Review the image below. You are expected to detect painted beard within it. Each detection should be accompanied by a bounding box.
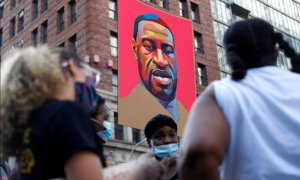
[145,68,177,101]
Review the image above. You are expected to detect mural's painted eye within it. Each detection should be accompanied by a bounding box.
[142,40,154,52]
[162,44,174,57]
[143,45,153,51]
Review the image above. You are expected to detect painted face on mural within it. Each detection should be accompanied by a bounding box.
[133,20,178,101]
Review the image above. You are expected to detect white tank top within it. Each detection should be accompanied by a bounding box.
[213,66,300,180]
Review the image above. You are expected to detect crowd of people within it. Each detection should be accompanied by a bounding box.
[1,18,300,180]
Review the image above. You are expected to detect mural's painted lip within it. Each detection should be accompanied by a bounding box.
[152,69,172,78]
[152,75,171,85]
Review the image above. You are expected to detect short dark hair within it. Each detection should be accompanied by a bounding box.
[133,13,172,40]
[144,114,177,144]
[89,95,105,119]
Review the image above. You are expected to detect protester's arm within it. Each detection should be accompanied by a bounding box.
[65,151,103,180]
[178,85,229,180]
[103,152,169,180]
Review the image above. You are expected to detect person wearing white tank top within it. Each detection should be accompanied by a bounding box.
[178,18,300,180]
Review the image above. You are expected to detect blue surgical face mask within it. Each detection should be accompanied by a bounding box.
[75,77,98,113]
[97,121,112,142]
[152,143,179,159]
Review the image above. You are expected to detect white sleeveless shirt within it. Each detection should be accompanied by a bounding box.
[213,66,300,180]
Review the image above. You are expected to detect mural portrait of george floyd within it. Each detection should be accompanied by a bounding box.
[118,0,196,136]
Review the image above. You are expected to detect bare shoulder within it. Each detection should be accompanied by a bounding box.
[178,83,229,179]
[181,83,229,160]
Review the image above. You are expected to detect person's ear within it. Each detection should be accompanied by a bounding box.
[68,59,85,82]
[132,38,138,60]
[64,59,76,78]
[147,139,152,148]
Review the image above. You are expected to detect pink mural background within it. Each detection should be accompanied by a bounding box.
[119,0,196,112]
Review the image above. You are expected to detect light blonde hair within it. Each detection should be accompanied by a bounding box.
[0,46,68,158]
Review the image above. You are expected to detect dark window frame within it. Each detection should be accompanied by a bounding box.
[42,21,48,43]
[159,0,169,9]
[58,8,65,32]
[0,28,3,47]
[32,28,38,47]
[132,128,141,143]
[194,31,204,54]
[69,0,76,24]
[10,17,16,39]
[69,34,77,52]
[32,0,39,20]
[108,0,118,20]
[148,0,156,4]
[58,42,65,47]
[191,2,200,23]
[18,10,24,32]
[42,0,48,12]
[110,31,118,57]
[197,63,208,86]
[179,0,188,18]
[0,0,4,19]
[112,70,118,95]
[114,112,124,141]
[10,0,16,9]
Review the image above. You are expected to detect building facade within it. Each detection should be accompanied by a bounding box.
[210,0,300,78]
[0,0,219,165]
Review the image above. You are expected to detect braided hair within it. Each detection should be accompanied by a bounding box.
[223,18,300,80]
[274,33,300,73]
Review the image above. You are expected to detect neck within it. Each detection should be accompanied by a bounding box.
[53,80,75,101]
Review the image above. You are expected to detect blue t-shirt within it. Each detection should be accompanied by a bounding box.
[18,100,101,180]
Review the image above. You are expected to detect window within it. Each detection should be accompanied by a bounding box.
[179,0,188,18]
[11,0,16,9]
[69,0,76,24]
[58,8,65,32]
[197,63,208,86]
[194,31,204,53]
[32,28,38,47]
[230,2,250,19]
[69,34,77,51]
[114,112,124,140]
[58,42,65,47]
[109,0,117,20]
[191,2,200,23]
[112,70,118,95]
[147,0,156,4]
[132,128,141,143]
[32,0,38,20]
[42,0,48,12]
[18,10,24,32]
[10,17,16,39]
[159,0,168,9]
[0,0,4,19]
[110,31,118,57]
[42,21,48,43]
[0,28,2,47]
